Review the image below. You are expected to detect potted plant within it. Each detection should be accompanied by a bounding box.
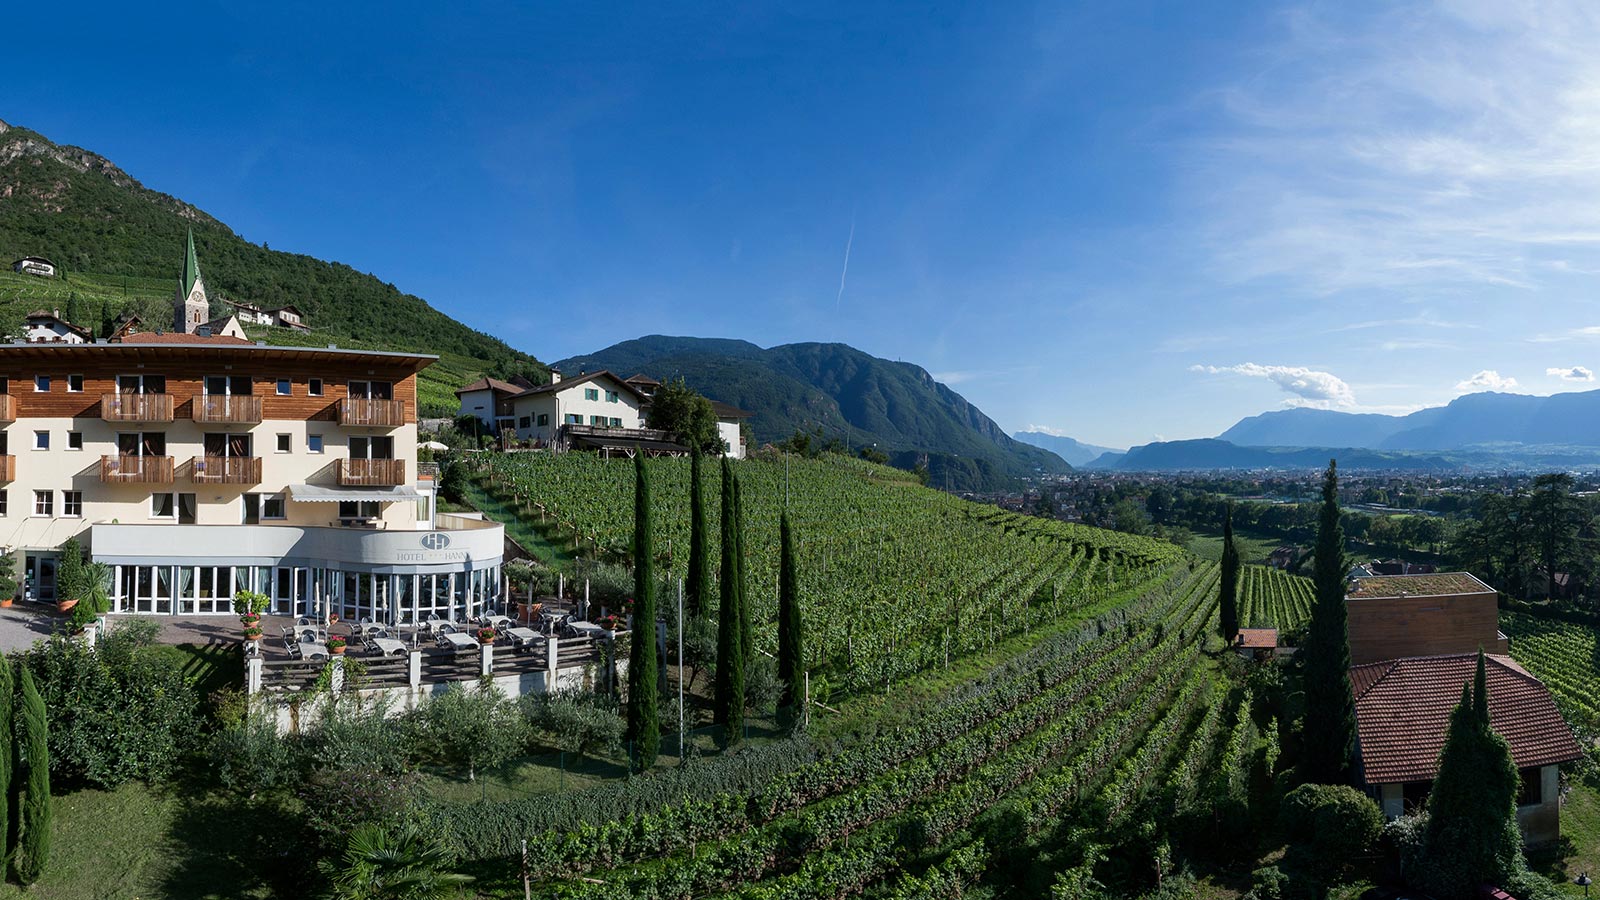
[0,551,16,609]
[54,537,87,613]
[243,624,264,643]
[477,626,497,645]
[597,613,622,631]
[233,589,269,629]
[327,634,348,655]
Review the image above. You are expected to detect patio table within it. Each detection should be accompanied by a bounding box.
[504,627,540,648]
[436,632,477,653]
[369,637,408,657]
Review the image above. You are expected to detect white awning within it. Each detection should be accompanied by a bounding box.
[289,484,425,502]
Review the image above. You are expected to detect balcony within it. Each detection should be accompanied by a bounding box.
[190,456,262,484]
[101,454,175,484]
[338,458,407,486]
[0,394,14,423]
[0,455,13,482]
[101,393,174,423]
[339,398,407,428]
[191,395,263,425]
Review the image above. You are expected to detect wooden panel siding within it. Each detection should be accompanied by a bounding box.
[191,395,263,424]
[337,458,407,486]
[0,455,14,482]
[0,351,420,423]
[190,456,262,484]
[0,394,13,423]
[101,392,175,423]
[100,454,175,484]
[1347,593,1508,665]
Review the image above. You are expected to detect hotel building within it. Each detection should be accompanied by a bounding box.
[0,337,504,624]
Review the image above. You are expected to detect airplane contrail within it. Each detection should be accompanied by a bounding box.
[835,214,855,317]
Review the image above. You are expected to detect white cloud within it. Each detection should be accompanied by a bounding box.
[1023,424,1070,437]
[1198,3,1600,296]
[1546,365,1595,382]
[1191,362,1356,408]
[1530,326,1600,343]
[1455,369,1519,392]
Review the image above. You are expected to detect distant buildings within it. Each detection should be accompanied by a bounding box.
[11,256,55,278]
[23,309,92,344]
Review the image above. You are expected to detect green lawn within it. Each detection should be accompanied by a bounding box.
[1530,781,1600,895]
[1187,527,1282,566]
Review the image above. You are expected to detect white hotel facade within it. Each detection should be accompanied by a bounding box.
[0,337,504,623]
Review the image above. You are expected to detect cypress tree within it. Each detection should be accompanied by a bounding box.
[734,473,752,669]
[713,458,745,743]
[625,453,660,771]
[1417,650,1527,899]
[13,665,50,885]
[1219,504,1241,643]
[686,448,711,617]
[777,512,805,730]
[0,654,12,860]
[1301,459,1357,784]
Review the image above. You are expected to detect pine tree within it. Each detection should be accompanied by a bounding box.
[713,458,746,743]
[777,512,805,730]
[686,448,711,617]
[1417,650,1528,899]
[13,665,50,885]
[1219,504,1241,643]
[625,454,660,771]
[0,654,13,861]
[1301,459,1356,784]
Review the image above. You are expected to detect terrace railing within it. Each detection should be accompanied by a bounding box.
[101,392,174,423]
[337,458,407,486]
[338,397,407,428]
[191,395,263,425]
[100,454,175,484]
[190,455,263,484]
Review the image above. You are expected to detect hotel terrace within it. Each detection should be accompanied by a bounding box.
[0,338,505,624]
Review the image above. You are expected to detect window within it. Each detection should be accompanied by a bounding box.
[307,434,324,454]
[116,432,166,457]
[276,434,291,453]
[338,500,381,520]
[1519,767,1544,806]
[537,414,549,427]
[589,415,605,426]
[610,417,623,428]
[605,390,619,403]
[276,378,292,396]
[263,495,286,519]
[518,416,531,429]
[348,380,393,399]
[151,493,176,519]
[0,490,7,517]
[67,374,84,393]
[308,378,323,396]
[62,491,82,517]
[564,414,581,425]
[33,376,48,392]
[32,431,48,451]
[203,375,252,397]
[349,436,393,459]
[584,388,600,401]
[33,490,52,517]
[116,374,166,394]
[67,431,82,451]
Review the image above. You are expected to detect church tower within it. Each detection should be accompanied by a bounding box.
[173,228,209,333]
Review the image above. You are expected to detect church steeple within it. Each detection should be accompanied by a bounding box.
[174,227,209,332]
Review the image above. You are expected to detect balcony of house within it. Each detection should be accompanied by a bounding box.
[101,393,174,423]
[191,395,263,425]
[337,458,407,486]
[0,455,14,482]
[0,394,14,423]
[190,455,263,485]
[338,397,407,428]
[101,454,175,484]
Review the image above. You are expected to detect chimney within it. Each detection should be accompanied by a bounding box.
[53,308,60,319]
[198,325,212,338]
[550,370,562,384]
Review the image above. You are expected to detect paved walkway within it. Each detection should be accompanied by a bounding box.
[0,604,67,653]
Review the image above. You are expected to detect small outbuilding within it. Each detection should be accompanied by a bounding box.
[1233,628,1279,661]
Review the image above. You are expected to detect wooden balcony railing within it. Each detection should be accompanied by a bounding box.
[0,395,14,423]
[338,458,407,486]
[100,454,175,484]
[338,398,407,428]
[101,393,174,423]
[0,455,14,482]
[190,456,262,484]
[191,395,263,425]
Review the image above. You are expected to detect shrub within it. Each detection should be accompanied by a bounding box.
[520,690,624,760]
[213,707,303,796]
[1281,783,1383,877]
[297,767,419,845]
[416,682,527,781]
[1248,865,1289,900]
[302,696,416,778]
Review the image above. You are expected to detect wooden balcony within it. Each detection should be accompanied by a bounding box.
[191,395,263,425]
[100,455,175,484]
[101,393,174,423]
[0,455,13,482]
[339,398,407,428]
[0,394,14,423]
[190,456,262,484]
[337,458,407,486]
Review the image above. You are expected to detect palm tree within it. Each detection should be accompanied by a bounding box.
[321,823,474,900]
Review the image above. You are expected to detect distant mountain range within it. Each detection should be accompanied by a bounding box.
[556,336,1070,490]
[1101,390,1600,471]
[1011,431,1122,467]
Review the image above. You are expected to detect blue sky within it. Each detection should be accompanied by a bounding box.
[6,1,1600,449]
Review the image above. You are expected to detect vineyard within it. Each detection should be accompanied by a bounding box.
[1502,613,1600,735]
[1238,564,1315,631]
[469,452,1184,692]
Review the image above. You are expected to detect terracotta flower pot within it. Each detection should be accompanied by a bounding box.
[57,598,79,613]
[331,645,347,655]
[0,598,13,609]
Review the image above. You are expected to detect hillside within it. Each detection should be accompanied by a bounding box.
[1012,430,1122,466]
[0,117,546,413]
[1099,438,1459,471]
[555,335,1070,490]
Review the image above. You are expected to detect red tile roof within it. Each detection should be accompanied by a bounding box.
[127,332,252,345]
[455,377,524,397]
[1350,653,1582,785]
[1237,628,1278,649]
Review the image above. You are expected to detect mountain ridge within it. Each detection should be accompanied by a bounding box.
[1011,430,1122,466]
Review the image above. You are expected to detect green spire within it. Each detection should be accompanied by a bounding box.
[182,228,201,297]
